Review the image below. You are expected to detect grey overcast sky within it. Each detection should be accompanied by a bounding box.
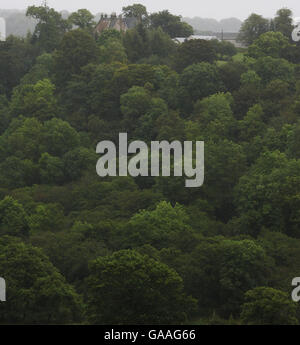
[1,0,300,20]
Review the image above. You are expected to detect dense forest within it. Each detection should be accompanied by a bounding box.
[1,3,300,325]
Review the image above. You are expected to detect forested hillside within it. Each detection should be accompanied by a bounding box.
[1,3,300,325]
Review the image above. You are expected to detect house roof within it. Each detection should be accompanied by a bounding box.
[95,15,138,34]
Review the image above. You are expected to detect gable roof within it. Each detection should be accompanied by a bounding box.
[95,15,138,34]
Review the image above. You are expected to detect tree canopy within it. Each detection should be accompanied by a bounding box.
[0,3,300,326]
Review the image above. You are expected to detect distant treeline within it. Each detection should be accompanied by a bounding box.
[0,9,100,37]
[0,10,36,37]
[183,17,242,33]
[0,9,242,37]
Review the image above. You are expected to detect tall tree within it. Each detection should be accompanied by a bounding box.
[0,196,28,237]
[122,3,148,24]
[241,287,298,325]
[274,8,294,39]
[123,24,151,62]
[0,236,82,324]
[149,10,193,38]
[26,4,70,52]
[53,28,99,87]
[68,9,95,32]
[174,39,217,72]
[0,36,36,96]
[10,78,58,121]
[86,249,196,324]
[248,31,290,59]
[178,62,224,114]
[237,13,269,45]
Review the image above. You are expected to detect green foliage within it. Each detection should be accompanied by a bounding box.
[42,118,80,157]
[241,287,298,325]
[1,4,300,326]
[30,224,109,290]
[254,56,295,84]
[123,24,152,62]
[86,249,197,324]
[149,10,193,38]
[234,151,300,237]
[218,61,247,92]
[0,237,83,324]
[99,39,128,64]
[163,237,271,317]
[96,29,122,46]
[274,8,294,39]
[193,92,236,140]
[237,13,269,45]
[211,40,237,58]
[248,31,290,59]
[0,196,28,237]
[20,53,54,86]
[0,156,38,188]
[26,4,70,53]
[53,29,99,87]
[286,121,300,159]
[114,201,192,249]
[148,27,177,59]
[203,139,247,221]
[120,86,153,120]
[0,36,37,95]
[174,39,217,72]
[240,70,262,87]
[10,79,58,120]
[27,203,65,233]
[38,153,64,184]
[122,4,148,23]
[178,63,224,114]
[0,116,84,188]
[238,104,266,141]
[217,240,271,316]
[62,147,96,181]
[68,9,95,31]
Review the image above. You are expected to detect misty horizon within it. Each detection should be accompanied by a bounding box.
[0,8,244,21]
[0,0,300,21]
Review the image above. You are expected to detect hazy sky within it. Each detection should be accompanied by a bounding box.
[1,0,300,20]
